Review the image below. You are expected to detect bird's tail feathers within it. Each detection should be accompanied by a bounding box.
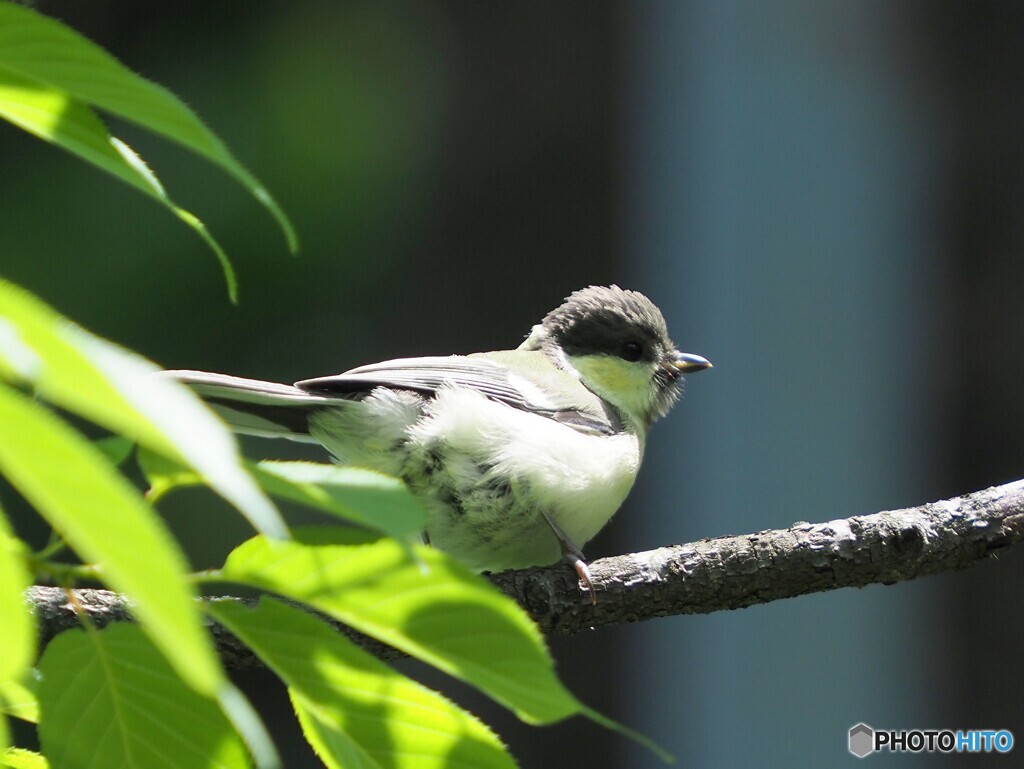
[165,370,330,442]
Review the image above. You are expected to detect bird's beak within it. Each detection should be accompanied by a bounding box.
[672,351,713,373]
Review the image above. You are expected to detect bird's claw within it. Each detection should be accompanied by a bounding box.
[567,555,596,605]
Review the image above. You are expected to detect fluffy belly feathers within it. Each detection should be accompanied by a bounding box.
[406,387,642,571]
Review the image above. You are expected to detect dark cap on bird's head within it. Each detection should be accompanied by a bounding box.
[538,286,711,370]
[541,285,673,361]
[521,285,711,428]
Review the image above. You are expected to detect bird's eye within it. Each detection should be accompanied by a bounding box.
[621,341,644,362]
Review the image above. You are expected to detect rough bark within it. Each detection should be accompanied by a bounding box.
[28,479,1024,666]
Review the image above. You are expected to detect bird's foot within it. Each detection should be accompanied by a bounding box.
[541,512,596,605]
[566,553,596,606]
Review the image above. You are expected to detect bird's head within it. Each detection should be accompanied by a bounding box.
[520,285,711,432]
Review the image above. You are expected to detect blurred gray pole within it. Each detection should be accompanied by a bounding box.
[623,2,939,765]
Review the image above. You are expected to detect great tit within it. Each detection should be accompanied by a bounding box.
[169,285,711,599]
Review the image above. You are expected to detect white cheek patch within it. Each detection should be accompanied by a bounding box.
[550,345,580,379]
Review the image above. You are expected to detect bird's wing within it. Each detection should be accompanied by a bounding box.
[297,356,522,402]
[295,353,618,436]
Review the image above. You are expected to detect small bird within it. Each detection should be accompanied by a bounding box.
[169,285,710,600]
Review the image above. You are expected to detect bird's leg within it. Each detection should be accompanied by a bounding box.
[540,512,596,605]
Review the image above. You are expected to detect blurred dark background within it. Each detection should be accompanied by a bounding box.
[4,1,1023,766]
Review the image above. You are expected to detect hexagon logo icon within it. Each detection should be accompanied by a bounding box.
[849,723,875,758]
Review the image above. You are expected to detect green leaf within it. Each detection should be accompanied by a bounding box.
[0,675,39,724]
[0,748,48,769]
[0,67,238,300]
[214,685,280,769]
[253,462,426,542]
[0,278,287,540]
[137,446,202,502]
[210,597,517,769]
[0,2,298,254]
[93,435,134,467]
[0,508,33,684]
[37,625,252,769]
[141,455,425,543]
[0,385,222,696]
[219,528,580,725]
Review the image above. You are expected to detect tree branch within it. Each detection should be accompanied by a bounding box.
[495,478,1024,633]
[28,479,1024,665]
